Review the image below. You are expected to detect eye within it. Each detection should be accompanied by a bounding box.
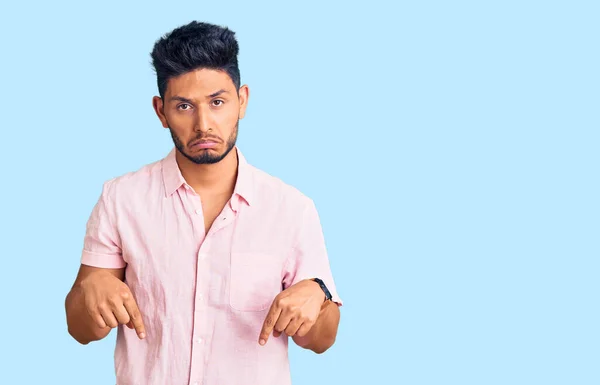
[178,103,192,110]
[212,100,224,107]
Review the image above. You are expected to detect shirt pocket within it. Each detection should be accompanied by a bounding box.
[229,252,283,312]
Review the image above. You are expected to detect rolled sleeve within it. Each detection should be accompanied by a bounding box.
[283,198,343,306]
[80,181,126,269]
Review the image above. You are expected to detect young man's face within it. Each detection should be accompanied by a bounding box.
[153,68,249,164]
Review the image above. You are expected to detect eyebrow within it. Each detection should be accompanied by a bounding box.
[168,89,229,104]
[208,89,228,98]
[169,96,194,104]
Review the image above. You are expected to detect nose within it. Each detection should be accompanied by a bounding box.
[194,107,213,133]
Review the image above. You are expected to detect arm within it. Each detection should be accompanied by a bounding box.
[66,181,145,344]
[261,198,343,354]
[289,199,343,353]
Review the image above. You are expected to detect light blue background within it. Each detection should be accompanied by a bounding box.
[0,1,598,384]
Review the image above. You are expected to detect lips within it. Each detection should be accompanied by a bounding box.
[190,139,219,149]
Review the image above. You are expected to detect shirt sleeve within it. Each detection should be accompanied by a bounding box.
[282,198,343,306]
[80,181,126,269]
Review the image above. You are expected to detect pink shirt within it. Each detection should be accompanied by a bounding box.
[80,147,342,385]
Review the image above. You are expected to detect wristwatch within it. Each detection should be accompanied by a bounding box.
[312,278,332,302]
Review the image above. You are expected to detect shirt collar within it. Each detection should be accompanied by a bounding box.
[161,147,254,208]
[232,148,254,208]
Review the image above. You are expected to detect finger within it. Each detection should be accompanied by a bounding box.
[126,320,134,329]
[259,303,282,346]
[85,298,107,329]
[89,309,107,329]
[274,311,294,335]
[284,317,303,337]
[296,322,314,337]
[99,306,119,328]
[112,303,131,325]
[273,330,282,338]
[122,292,146,339]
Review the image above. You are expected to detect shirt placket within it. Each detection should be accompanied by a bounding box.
[188,197,237,385]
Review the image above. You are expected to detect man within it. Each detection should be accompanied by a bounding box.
[64,21,342,385]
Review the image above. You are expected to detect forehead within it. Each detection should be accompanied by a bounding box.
[165,68,234,97]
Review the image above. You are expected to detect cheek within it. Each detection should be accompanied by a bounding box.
[167,113,194,132]
[215,106,239,129]
[167,111,192,125]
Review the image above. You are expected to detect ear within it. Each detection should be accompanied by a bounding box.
[152,96,169,128]
[238,85,250,119]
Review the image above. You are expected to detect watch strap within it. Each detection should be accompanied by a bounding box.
[312,278,332,301]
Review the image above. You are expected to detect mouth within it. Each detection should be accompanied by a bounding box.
[190,139,220,150]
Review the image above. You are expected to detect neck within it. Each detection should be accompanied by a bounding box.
[175,147,238,196]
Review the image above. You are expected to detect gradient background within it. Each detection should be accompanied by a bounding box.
[0,1,598,384]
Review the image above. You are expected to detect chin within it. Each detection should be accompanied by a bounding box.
[184,150,225,165]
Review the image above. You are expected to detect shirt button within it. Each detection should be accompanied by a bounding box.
[197,338,203,344]
[195,209,202,214]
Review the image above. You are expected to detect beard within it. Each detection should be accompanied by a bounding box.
[168,120,238,165]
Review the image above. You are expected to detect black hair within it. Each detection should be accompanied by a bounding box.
[150,21,240,98]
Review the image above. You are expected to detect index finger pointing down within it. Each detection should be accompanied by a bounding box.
[123,295,146,339]
[259,303,282,346]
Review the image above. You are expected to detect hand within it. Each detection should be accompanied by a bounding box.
[259,279,325,345]
[80,270,146,339]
